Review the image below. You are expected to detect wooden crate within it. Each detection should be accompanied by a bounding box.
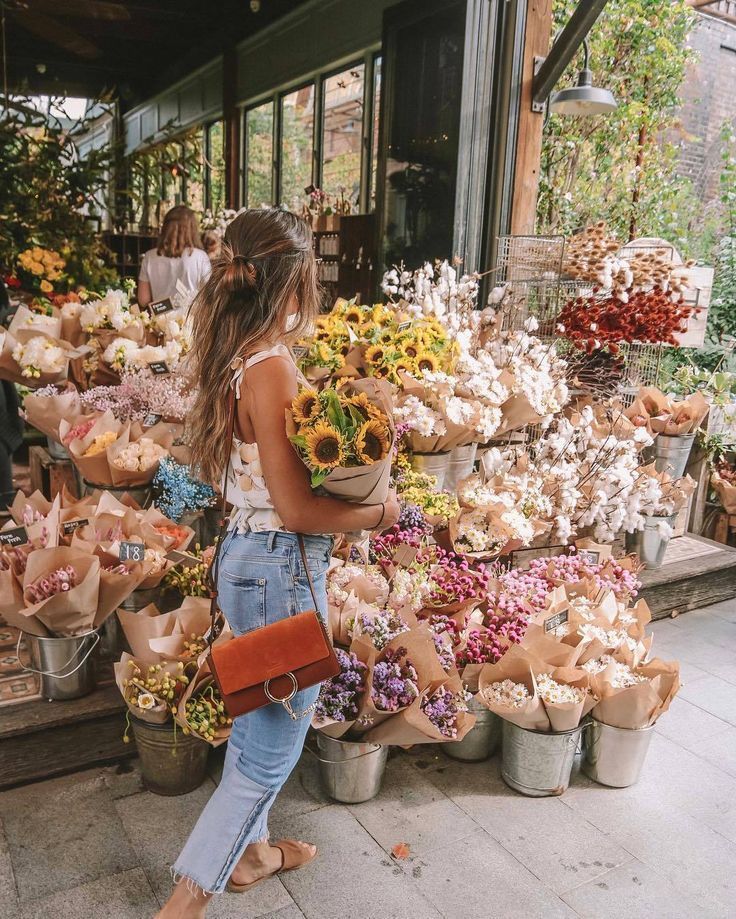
[29,446,78,500]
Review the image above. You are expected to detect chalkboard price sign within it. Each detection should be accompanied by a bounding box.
[149,298,175,315]
[119,541,146,563]
[0,526,29,547]
[148,361,170,376]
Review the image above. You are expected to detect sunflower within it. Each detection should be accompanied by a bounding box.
[364,344,387,366]
[400,342,419,359]
[304,421,345,469]
[344,306,364,325]
[292,389,321,424]
[393,360,415,377]
[354,420,391,464]
[346,391,384,421]
[416,351,439,373]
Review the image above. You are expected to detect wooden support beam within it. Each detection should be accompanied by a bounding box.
[223,46,241,210]
[510,0,553,235]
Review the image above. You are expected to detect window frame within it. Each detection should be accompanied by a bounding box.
[238,47,381,213]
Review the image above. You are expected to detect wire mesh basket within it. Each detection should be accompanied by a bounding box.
[499,279,582,336]
[496,235,566,283]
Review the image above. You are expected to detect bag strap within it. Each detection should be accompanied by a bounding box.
[206,384,322,647]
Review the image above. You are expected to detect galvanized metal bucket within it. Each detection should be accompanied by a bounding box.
[444,443,478,494]
[627,515,675,569]
[501,720,584,797]
[46,437,69,460]
[80,479,151,508]
[649,433,695,479]
[21,629,100,701]
[444,698,501,762]
[410,451,451,490]
[315,733,388,803]
[130,715,210,796]
[582,718,654,787]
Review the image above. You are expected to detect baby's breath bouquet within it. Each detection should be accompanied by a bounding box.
[287,379,395,503]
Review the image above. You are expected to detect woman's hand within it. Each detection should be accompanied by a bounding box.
[374,489,400,531]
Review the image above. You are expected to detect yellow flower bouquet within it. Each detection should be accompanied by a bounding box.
[287,379,395,503]
[16,246,66,293]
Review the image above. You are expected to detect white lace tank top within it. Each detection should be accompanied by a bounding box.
[225,344,308,533]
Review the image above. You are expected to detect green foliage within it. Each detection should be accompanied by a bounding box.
[0,99,118,290]
[707,125,736,343]
[537,0,697,248]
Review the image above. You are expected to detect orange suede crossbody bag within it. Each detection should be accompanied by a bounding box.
[205,390,339,720]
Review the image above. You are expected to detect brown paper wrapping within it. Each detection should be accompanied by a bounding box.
[23,384,83,441]
[713,474,736,514]
[175,658,231,747]
[591,654,680,729]
[114,652,175,725]
[364,673,476,745]
[477,648,549,730]
[8,304,63,342]
[16,546,101,636]
[117,603,176,663]
[637,387,709,435]
[68,410,123,486]
[0,329,69,388]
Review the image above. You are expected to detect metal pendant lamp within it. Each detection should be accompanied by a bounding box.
[549,38,617,116]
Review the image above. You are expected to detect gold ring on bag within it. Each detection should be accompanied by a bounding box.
[264,673,298,704]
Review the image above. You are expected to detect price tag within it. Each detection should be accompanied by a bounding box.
[61,518,89,536]
[397,320,412,332]
[392,544,418,568]
[149,298,175,315]
[165,549,201,569]
[577,549,601,565]
[142,412,162,428]
[0,525,28,547]
[148,361,170,376]
[119,541,146,563]
[292,346,308,360]
[543,610,569,634]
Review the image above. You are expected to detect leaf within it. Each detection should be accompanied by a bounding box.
[391,842,411,860]
[324,388,348,432]
[311,469,330,488]
[289,434,308,449]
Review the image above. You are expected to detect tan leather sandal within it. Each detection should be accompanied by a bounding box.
[226,839,318,893]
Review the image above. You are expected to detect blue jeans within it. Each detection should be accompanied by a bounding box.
[172,530,332,895]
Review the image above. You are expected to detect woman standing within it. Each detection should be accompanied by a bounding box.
[156,208,398,918]
[137,205,211,306]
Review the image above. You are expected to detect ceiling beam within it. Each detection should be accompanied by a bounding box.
[11,9,104,59]
[30,0,132,21]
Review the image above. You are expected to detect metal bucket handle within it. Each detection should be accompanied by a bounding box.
[304,736,383,765]
[18,631,100,679]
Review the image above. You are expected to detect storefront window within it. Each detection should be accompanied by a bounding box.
[371,56,382,211]
[322,64,364,210]
[245,102,274,207]
[184,132,205,214]
[206,121,226,212]
[280,84,314,209]
[379,2,465,268]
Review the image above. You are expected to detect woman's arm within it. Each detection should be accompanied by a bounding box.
[137,279,152,308]
[244,356,399,534]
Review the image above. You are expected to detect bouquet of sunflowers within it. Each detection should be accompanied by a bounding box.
[287,378,395,503]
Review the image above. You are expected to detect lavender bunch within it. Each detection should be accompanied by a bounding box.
[356,610,409,650]
[152,458,216,522]
[315,649,368,723]
[371,647,419,712]
[421,686,470,739]
[432,634,456,673]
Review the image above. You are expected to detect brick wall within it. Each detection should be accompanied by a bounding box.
[676,13,736,203]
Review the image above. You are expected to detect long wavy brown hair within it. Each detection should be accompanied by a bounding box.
[187,208,321,485]
[156,205,201,258]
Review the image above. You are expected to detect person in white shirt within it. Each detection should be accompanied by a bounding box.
[137,204,211,305]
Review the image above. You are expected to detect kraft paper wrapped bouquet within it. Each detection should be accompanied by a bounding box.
[287,378,394,504]
[1,543,149,637]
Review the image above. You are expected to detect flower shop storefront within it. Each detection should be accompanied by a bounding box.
[2,0,736,812]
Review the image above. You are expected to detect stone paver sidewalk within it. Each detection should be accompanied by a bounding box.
[2,599,736,919]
